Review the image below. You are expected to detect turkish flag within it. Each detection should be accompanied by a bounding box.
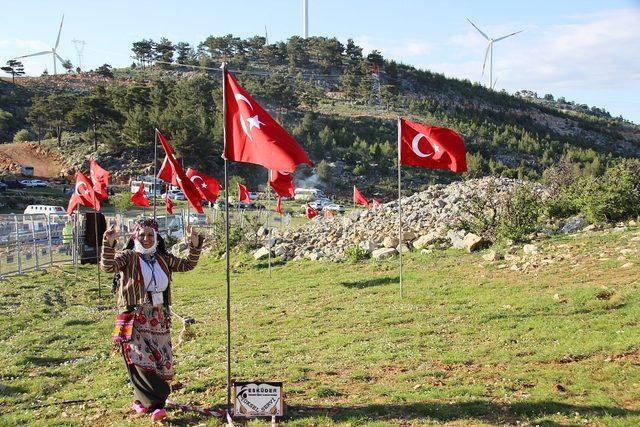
[237,183,251,204]
[269,170,295,198]
[186,168,221,202]
[276,197,283,215]
[89,160,110,200]
[371,198,381,209]
[324,208,334,219]
[156,130,203,213]
[165,193,173,214]
[305,203,318,220]
[157,155,178,186]
[353,186,369,206]
[67,172,100,215]
[399,118,467,173]
[223,70,313,173]
[131,183,150,208]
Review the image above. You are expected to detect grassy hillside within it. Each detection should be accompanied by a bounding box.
[2,227,640,425]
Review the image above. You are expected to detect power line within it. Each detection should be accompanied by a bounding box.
[72,39,87,71]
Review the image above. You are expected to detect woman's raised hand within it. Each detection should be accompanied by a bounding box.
[104,224,118,246]
[186,225,200,247]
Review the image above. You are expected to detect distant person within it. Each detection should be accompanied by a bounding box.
[62,221,73,255]
[101,218,203,422]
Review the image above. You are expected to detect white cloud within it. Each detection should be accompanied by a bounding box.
[353,35,433,63]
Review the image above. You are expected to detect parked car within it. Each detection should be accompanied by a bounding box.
[187,213,207,225]
[23,205,66,216]
[214,201,234,210]
[323,203,345,213]
[19,179,48,188]
[248,192,260,200]
[304,198,331,211]
[167,189,186,200]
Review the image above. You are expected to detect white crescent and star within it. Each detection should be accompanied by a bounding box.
[190,175,207,188]
[411,133,441,158]
[75,181,90,196]
[234,93,265,141]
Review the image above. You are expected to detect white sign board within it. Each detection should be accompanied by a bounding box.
[234,381,283,417]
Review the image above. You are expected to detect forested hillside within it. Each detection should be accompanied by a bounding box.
[1,34,638,196]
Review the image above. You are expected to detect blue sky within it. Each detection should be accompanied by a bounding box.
[1,0,639,123]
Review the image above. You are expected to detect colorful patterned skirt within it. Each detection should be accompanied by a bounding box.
[114,304,174,380]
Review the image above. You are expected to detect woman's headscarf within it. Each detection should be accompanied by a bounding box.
[131,218,159,255]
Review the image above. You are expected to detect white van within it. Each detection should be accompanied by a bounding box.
[294,188,326,201]
[23,205,66,216]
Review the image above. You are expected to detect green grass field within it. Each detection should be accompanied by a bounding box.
[1,228,640,426]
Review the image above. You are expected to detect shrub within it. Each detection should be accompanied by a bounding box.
[345,244,370,263]
[110,192,134,213]
[458,180,501,238]
[497,185,541,242]
[575,162,640,223]
[13,129,31,142]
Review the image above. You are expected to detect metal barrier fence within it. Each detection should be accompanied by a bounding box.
[0,207,292,278]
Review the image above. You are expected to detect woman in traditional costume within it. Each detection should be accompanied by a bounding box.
[101,218,203,422]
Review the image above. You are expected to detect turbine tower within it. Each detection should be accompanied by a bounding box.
[14,15,65,75]
[467,18,522,90]
[303,0,308,38]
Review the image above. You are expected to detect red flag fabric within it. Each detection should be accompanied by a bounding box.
[156,130,203,213]
[353,186,369,206]
[157,155,178,186]
[324,208,334,219]
[305,203,318,220]
[186,168,221,202]
[131,183,150,208]
[399,118,467,173]
[223,70,313,173]
[276,197,283,215]
[269,170,295,198]
[89,160,110,200]
[371,198,381,209]
[67,171,100,215]
[237,183,251,204]
[165,192,173,214]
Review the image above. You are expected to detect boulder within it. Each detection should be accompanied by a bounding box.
[396,244,410,254]
[463,233,484,252]
[306,251,322,261]
[523,244,539,254]
[561,216,588,234]
[359,240,377,253]
[412,233,440,250]
[383,236,399,248]
[447,229,466,250]
[372,248,397,259]
[253,247,272,260]
[482,251,502,261]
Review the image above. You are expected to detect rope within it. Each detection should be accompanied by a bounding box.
[170,308,195,349]
[165,399,228,418]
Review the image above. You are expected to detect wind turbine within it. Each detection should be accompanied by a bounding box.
[14,15,65,75]
[467,18,522,90]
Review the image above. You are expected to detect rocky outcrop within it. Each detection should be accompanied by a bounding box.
[262,177,539,262]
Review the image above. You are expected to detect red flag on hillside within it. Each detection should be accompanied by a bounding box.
[223,70,313,172]
[371,198,381,209]
[276,197,283,215]
[353,186,369,207]
[67,171,101,215]
[89,160,110,200]
[165,192,173,214]
[131,183,150,208]
[324,208,334,219]
[186,168,221,202]
[269,170,295,198]
[156,130,203,213]
[305,203,318,220]
[399,118,467,173]
[237,183,251,204]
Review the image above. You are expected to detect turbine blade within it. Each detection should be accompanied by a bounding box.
[54,14,64,49]
[494,30,523,42]
[466,18,489,41]
[14,51,51,59]
[55,53,65,63]
[481,43,490,76]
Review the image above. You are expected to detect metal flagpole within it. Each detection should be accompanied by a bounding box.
[153,130,158,221]
[267,171,272,279]
[397,116,403,298]
[221,61,232,410]
[93,208,101,299]
[74,207,79,283]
